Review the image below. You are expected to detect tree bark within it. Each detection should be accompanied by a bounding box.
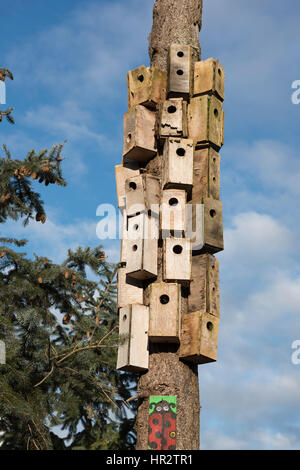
[148,0,202,72]
[134,0,203,451]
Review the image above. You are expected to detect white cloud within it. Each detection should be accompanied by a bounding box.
[221,211,294,279]
[24,101,104,145]
[223,140,300,196]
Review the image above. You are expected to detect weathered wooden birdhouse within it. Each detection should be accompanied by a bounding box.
[193,58,225,102]
[127,65,167,109]
[163,237,191,282]
[168,44,192,98]
[188,95,224,150]
[193,146,220,201]
[117,266,144,309]
[158,98,188,139]
[162,138,194,190]
[123,105,156,162]
[187,198,223,254]
[115,163,140,209]
[179,311,219,364]
[126,212,159,280]
[188,254,219,316]
[117,304,149,372]
[148,282,181,343]
[125,174,160,217]
[161,189,186,237]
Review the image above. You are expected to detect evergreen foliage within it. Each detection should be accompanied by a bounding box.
[0,68,137,450]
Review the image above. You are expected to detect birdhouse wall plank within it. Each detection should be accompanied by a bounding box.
[127,65,167,109]
[149,282,181,343]
[125,174,160,217]
[117,304,149,372]
[179,311,219,364]
[126,213,159,280]
[193,58,225,101]
[123,105,156,162]
[163,238,191,282]
[159,98,188,139]
[168,44,192,98]
[162,138,193,190]
[117,267,144,309]
[188,254,220,316]
[188,95,224,150]
[161,189,186,237]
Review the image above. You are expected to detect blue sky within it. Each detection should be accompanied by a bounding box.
[1,0,300,450]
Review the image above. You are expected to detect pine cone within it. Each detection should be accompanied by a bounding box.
[62,313,72,325]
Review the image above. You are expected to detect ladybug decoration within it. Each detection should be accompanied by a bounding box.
[148,396,177,450]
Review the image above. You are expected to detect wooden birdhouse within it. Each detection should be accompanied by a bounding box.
[193,58,225,102]
[123,105,156,162]
[161,189,186,237]
[126,213,159,280]
[193,146,220,201]
[168,44,192,98]
[162,138,193,190]
[117,304,149,372]
[115,163,140,209]
[127,65,167,109]
[117,267,144,309]
[163,238,191,282]
[179,311,219,364]
[158,98,188,139]
[188,95,224,150]
[186,198,223,254]
[148,282,181,343]
[125,174,160,217]
[188,254,219,316]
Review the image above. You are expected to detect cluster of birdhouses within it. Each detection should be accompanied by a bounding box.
[116,45,225,372]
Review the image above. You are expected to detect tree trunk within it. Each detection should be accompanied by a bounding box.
[134,0,203,451]
[148,0,203,71]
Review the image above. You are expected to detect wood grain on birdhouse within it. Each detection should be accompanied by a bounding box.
[188,95,224,150]
[161,189,186,237]
[125,174,160,217]
[193,146,220,201]
[168,44,192,98]
[188,254,219,316]
[120,207,128,266]
[123,105,156,162]
[162,138,193,190]
[179,311,219,364]
[149,282,181,343]
[115,163,140,208]
[117,267,144,309]
[163,238,191,282]
[127,65,167,109]
[117,304,149,372]
[126,213,159,280]
[193,58,225,101]
[158,98,188,139]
